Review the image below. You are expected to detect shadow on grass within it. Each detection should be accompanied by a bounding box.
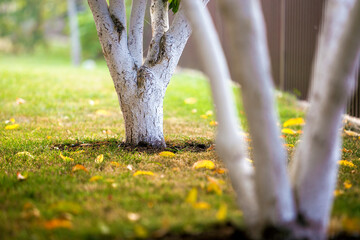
[51,139,213,154]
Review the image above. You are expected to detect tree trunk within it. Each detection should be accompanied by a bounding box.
[118,67,167,148]
[67,0,82,66]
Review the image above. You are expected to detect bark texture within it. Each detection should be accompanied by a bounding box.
[88,0,197,148]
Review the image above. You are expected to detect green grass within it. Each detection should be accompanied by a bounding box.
[0,53,359,239]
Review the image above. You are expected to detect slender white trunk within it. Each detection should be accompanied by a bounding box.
[219,0,295,229]
[67,0,81,66]
[183,0,259,235]
[290,1,360,238]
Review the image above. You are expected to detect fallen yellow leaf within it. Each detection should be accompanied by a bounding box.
[44,219,72,230]
[344,180,352,189]
[207,182,222,195]
[72,164,88,173]
[216,203,227,221]
[95,109,111,116]
[192,160,215,170]
[46,136,52,140]
[283,144,294,148]
[281,128,297,135]
[209,121,218,127]
[159,151,175,158]
[10,118,15,123]
[59,152,74,162]
[338,160,356,168]
[206,110,213,116]
[185,188,198,204]
[344,130,360,137]
[15,151,34,159]
[134,224,148,238]
[110,161,120,167]
[283,118,305,127]
[133,171,155,176]
[333,190,344,197]
[213,168,227,174]
[184,97,197,105]
[89,176,103,182]
[192,202,211,209]
[5,124,19,130]
[200,114,208,119]
[95,154,104,163]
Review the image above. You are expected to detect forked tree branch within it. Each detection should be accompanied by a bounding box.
[145,0,169,66]
[290,0,360,236]
[219,0,296,229]
[128,0,148,67]
[88,0,134,89]
[183,0,259,234]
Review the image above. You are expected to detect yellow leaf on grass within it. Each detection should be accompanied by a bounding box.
[192,202,211,209]
[209,121,218,127]
[95,109,111,116]
[95,154,104,163]
[5,124,19,130]
[184,97,197,105]
[206,110,213,116]
[200,114,208,119]
[89,176,103,182]
[338,160,356,168]
[44,219,72,230]
[344,180,352,189]
[333,190,344,197]
[16,151,34,159]
[10,118,15,123]
[159,151,175,158]
[133,171,155,176]
[216,203,227,221]
[281,128,302,135]
[192,160,215,170]
[283,118,305,127]
[134,224,148,238]
[213,168,227,174]
[110,161,120,167]
[72,164,88,173]
[207,182,222,195]
[344,130,360,137]
[283,144,294,148]
[185,188,198,204]
[59,152,74,162]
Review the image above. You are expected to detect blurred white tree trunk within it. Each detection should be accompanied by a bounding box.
[184,0,360,239]
[88,0,207,147]
[67,0,82,66]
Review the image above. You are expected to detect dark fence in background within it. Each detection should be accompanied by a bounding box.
[178,0,360,118]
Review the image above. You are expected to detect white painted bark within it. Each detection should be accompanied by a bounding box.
[128,0,147,66]
[290,0,360,238]
[183,0,259,234]
[88,0,205,147]
[219,0,295,229]
[67,0,81,66]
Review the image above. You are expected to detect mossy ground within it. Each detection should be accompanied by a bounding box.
[0,52,359,239]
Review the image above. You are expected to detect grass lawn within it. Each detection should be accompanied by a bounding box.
[0,52,360,239]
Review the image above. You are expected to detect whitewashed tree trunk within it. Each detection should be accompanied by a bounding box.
[290,0,360,238]
[88,0,202,148]
[67,0,82,66]
[185,0,360,239]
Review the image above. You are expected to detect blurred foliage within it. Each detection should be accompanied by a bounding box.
[0,0,67,53]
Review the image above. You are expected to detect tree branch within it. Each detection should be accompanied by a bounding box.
[144,0,169,66]
[128,0,148,67]
[88,0,135,89]
[219,0,296,229]
[290,0,360,236]
[183,0,259,235]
